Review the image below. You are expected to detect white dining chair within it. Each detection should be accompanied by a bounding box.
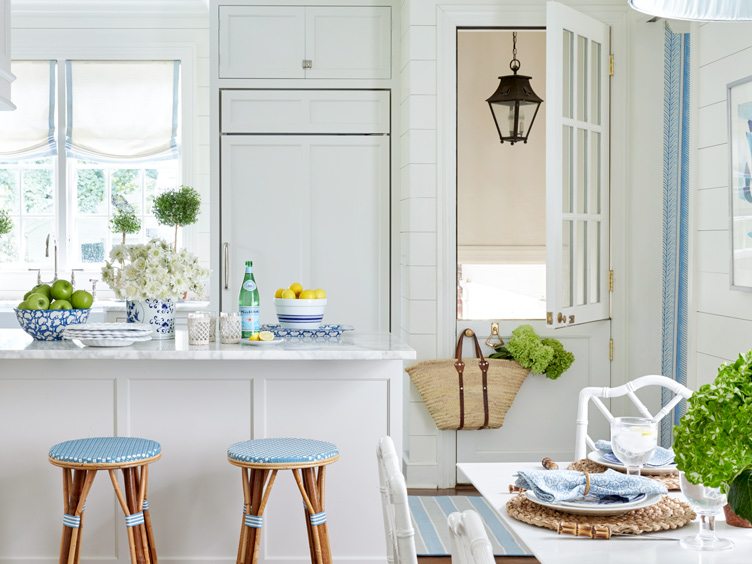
[447,510,496,564]
[377,436,418,564]
[574,374,693,460]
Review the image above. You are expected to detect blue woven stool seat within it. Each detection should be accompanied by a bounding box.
[227,438,338,467]
[49,437,161,466]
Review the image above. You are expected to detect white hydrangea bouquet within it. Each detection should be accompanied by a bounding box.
[102,238,208,301]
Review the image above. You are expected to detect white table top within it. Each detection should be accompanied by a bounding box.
[458,461,752,564]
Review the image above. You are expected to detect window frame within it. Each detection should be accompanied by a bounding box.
[0,45,195,298]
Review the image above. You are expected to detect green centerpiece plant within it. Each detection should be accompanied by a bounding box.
[489,324,575,380]
[110,204,141,244]
[152,185,201,250]
[674,351,752,524]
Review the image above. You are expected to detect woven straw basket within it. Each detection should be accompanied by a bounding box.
[407,332,528,430]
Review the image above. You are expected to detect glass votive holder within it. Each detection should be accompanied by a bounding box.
[188,312,211,346]
[220,312,241,344]
[209,314,217,342]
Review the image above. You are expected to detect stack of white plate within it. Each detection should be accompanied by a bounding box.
[63,323,153,347]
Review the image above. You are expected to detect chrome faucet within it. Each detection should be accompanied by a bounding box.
[44,234,58,282]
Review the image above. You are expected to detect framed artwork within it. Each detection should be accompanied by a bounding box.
[727,76,752,290]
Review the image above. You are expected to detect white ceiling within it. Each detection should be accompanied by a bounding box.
[11,0,209,15]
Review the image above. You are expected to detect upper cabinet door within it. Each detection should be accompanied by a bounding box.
[219,6,305,79]
[546,1,610,329]
[0,0,14,110]
[305,7,391,79]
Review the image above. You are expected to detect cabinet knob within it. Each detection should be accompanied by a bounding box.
[302,59,312,69]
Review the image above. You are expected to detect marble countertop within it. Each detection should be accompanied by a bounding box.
[0,299,210,313]
[0,329,416,360]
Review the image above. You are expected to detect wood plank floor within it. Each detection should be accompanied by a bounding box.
[408,487,540,564]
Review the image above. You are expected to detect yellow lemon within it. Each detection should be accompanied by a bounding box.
[274,288,285,298]
[280,289,296,299]
[289,282,303,296]
[259,330,275,342]
[249,333,260,341]
[299,289,316,299]
[314,288,327,299]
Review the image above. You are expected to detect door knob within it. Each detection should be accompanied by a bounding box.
[557,312,565,324]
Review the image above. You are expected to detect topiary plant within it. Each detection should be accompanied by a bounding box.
[110,207,141,245]
[152,185,201,250]
[0,209,12,237]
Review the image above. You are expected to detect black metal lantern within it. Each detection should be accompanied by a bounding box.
[486,32,543,145]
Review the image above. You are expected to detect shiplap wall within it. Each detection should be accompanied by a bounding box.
[694,22,752,387]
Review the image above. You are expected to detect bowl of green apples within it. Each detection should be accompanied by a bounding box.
[15,280,94,341]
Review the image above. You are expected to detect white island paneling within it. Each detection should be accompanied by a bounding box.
[0,329,413,564]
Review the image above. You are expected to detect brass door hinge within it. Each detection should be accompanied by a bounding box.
[609,338,614,362]
[609,54,614,77]
[608,269,614,293]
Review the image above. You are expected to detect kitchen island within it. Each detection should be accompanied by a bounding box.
[0,329,414,564]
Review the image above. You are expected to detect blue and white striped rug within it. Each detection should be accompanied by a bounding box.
[408,496,531,556]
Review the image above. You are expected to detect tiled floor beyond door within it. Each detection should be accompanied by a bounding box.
[408,487,540,564]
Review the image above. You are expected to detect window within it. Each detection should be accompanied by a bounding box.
[0,59,183,297]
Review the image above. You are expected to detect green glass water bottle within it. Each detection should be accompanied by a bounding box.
[239,260,260,339]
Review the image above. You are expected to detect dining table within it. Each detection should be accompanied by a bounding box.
[458,461,752,564]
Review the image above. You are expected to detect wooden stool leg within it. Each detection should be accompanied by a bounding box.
[59,469,96,564]
[293,469,324,564]
[109,469,139,564]
[139,465,158,564]
[124,468,147,564]
[236,468,277,564]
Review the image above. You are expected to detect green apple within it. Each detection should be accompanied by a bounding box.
[50,299,73,310]
[51,279,73,301]
[25,293,50,310]
[70,290,93,309]
[16,301,29,310]
[30,284,52,299]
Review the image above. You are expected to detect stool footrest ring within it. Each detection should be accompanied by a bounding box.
[125,512,145,527]
[244,514,264,528]
[63,514,81,528]
[309,511,327,526]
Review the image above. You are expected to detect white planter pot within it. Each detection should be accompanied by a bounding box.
[126,298,176,339]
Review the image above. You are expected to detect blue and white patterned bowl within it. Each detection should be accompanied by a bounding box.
[274,298,327,330]
[14,308,91,341]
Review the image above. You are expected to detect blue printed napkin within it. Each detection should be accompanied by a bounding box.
[515,468,667,503]
[594,440,675,467]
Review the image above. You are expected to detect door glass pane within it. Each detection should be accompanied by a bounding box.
[563,30,574,119]
[575,220,587,306]
[589,220,601,304]
[591,41,602,126]
[576,128,588,213]
[563,125,573,213]
[577,35,588,122]
[562,220,573,308]
[590,131,601,214]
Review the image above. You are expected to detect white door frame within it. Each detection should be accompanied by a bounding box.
[434,2,629,487]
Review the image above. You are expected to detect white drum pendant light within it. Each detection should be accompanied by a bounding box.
[629,0,752,21]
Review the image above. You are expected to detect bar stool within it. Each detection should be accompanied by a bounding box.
[48,436,161,564]
[227,438,339,564]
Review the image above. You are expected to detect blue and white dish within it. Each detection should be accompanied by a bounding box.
[15,308,91,341]
[524,490,662,516]
[587,450,678,476]
[261,324,351,339]
[126,298,175,339]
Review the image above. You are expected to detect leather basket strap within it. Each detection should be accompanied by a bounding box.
[454,329,491,430]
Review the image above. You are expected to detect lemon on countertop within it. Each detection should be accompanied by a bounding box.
[289,282,303,297]
[249,333,260,341]
[259,330,275,341]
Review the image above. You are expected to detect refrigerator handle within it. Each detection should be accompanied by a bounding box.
[223,242,229,290]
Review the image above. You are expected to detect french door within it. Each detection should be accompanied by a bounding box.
[456,2,611,472]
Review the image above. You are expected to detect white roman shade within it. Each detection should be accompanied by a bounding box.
[0,60,56,160]
[629,0,752,21]
[66,60,180,161]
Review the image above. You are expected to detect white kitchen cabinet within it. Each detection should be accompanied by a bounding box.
[221,134,390,332]
[218,5,391,80]
[0,0,15,110]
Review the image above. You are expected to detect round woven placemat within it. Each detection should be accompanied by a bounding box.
[506,494,695,538]
[568,459,680,491]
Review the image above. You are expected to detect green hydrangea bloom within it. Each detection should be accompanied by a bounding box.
[505,325,554,375]
[541,338,575,380]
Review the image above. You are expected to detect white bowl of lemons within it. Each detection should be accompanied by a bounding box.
[273,283,327,329]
